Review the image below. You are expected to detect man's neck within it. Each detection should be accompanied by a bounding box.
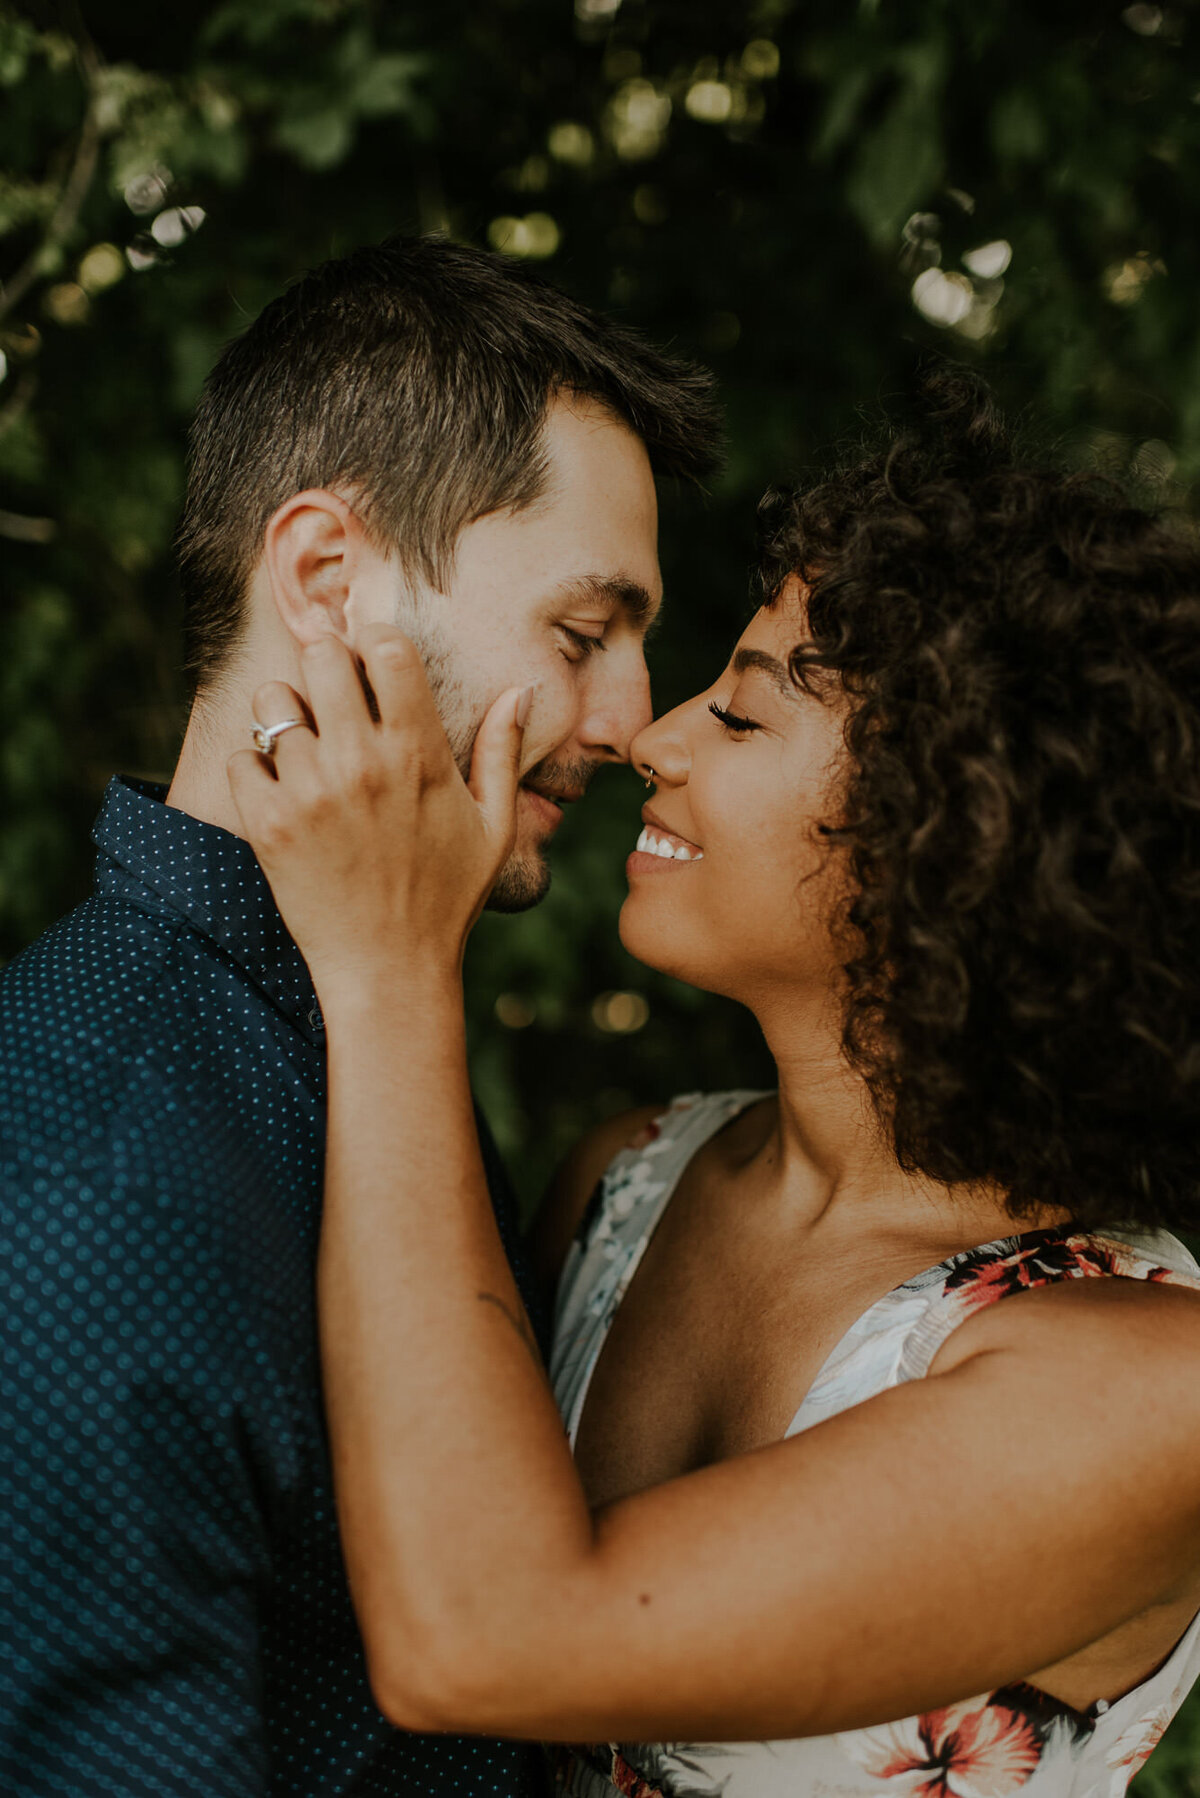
[167,622,309,836]
[167,707,245,837]
[167,666,270,838]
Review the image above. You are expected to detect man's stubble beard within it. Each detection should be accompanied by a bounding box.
[402,609,554,914]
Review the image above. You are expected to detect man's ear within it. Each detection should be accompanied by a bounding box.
[263,489,366,648]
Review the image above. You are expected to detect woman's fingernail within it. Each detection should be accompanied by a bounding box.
[516,686,534,729]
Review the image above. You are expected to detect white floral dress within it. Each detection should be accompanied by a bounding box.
[549,1090,1200,1798]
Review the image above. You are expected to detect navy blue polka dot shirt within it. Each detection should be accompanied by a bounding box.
[0,776,547,1797]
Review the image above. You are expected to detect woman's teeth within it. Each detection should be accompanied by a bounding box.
[636,827,703,863]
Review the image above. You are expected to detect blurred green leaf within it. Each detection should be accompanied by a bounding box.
[273,101,355,168]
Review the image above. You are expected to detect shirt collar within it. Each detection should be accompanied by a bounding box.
[92,776,324,1045]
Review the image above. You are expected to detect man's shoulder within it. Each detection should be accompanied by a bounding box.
[0,891,307,1205]
[2,889,190,1006]
[1,894,318,1351]
[0,893,195,1088]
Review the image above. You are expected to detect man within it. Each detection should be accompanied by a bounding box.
[0,236,718,1797]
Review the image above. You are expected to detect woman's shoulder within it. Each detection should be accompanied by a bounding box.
[526,1103,670,1300]
[526,1090,770,1298]
[922,1225,1200,1388]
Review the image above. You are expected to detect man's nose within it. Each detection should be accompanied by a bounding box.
[577,649,654,764]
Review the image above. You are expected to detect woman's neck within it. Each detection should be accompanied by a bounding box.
[749,988,1058,1250]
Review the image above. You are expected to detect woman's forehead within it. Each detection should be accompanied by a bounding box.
[738,582,810,653]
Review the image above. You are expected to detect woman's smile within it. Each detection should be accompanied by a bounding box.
[628,807,705,873]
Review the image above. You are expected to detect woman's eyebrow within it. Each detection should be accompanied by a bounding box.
[731,646,795,696]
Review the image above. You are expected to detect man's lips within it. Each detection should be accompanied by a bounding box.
[520,784,585,829]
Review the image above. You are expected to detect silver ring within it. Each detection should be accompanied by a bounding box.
[644,767,656,789]
[251,717,307,757]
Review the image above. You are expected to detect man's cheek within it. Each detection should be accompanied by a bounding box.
[520,724,567,777]
[522,681,580,767]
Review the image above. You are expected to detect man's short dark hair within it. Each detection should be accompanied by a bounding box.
[177,235,721,689]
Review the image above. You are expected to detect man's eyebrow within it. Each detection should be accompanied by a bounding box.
[732,645,795,695]
[554,574,661,632]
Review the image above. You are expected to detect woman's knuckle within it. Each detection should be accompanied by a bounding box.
[373,637,415,674]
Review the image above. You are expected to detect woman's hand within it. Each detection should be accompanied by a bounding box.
[227,624,530,1000]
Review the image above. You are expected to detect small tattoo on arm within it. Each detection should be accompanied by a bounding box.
[476,1291,544,1373]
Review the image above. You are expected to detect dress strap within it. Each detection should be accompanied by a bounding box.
[898,1228,1200,1385]
[550,1090,770,1449]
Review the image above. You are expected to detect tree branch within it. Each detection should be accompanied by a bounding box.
[0,368,37,442]
[0,509,56,543]
[0,32,104,326]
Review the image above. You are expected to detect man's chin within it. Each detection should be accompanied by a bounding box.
[486,849,552,914]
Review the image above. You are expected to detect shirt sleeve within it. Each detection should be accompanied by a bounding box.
[1,1131,299,1796]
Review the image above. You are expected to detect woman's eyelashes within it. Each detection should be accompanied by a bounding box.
[708,699,763,736]
[557,624,607,661]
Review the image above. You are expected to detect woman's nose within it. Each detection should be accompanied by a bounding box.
[631,703,691,788]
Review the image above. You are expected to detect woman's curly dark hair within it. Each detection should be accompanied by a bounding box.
[758,365,1200,1233]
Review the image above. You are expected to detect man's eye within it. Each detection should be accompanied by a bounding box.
[708,700,762,735]
[558,626,606,659]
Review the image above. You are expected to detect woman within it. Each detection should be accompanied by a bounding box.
[231,372,1200,1796]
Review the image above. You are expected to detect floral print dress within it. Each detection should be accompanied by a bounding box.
[549,1091,1200,1798]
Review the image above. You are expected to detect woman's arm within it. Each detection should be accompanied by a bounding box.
[232,629,1200,1743]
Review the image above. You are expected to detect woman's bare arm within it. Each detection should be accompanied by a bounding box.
[319,972,1200,1742]
[232,628,1200,1744]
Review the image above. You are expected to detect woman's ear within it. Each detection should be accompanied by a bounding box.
[263,489,363,648]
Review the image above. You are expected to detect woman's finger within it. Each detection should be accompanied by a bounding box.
[228,745,278,834]
[250,680,313,729]
[357,623,444,741]
[469,685,531,849]
[299,635,376,753]
[249,681,317,772]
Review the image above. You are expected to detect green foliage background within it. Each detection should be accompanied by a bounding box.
[3,2,1200,1783]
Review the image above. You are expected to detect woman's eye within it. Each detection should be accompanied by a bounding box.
[558,625,606,660]
[708,700,762,735]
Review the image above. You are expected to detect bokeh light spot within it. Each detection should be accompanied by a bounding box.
[592,991,650,1034]
[150,206,206,248]
[78,243,125,294]
[606,79,672,159]
[911,268,973,327]
[963,239,1012,279]
[548,122,595,166]
[686,80,734,123]
[741,39,780,79]
[487,213,561,259]
[123,168,170,215]
[495,994,537,1030]
[1104,252,1165,304]
[43,283,89,326]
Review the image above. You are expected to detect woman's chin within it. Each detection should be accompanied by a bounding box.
[617,896,707,990]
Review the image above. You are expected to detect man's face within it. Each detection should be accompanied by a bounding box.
[393,396,663,910]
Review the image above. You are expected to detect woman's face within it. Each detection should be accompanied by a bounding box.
[621,583,853,1006]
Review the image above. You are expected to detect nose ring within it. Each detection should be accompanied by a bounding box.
[644,767,656,789]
